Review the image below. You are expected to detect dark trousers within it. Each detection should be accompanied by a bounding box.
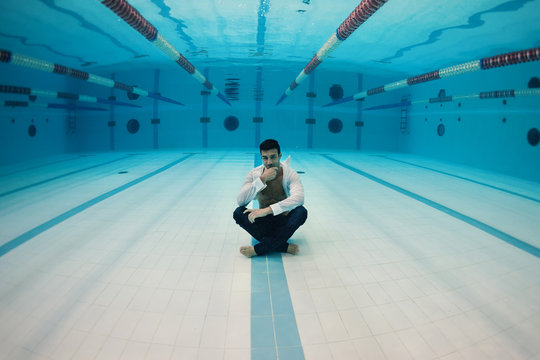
[233,205,308,256]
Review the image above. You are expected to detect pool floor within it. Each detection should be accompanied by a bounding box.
[1,150,539,359]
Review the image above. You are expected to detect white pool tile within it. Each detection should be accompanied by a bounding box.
[379,302,414,331]
[224,347,250,360]
[131,312,161,342]
[360,306,394,335]
[153,313,183,345]
[95,336,127,360]
[339,309,371,339]
[377,332,413,359]
[225,315,250,349]
[71,333,107,360]
[119,340,149,360]
[175,315,205,347]
[353,337,386,359]
[295,313,326,345]
[318,311,349,342]
[111,310,143,339]
[310,288,337,313]
[145,343,174,360]
[199,315,227,348]
[328,340,360,359]
[302,343,333,360]
[50,329,87,360]
[207,291,231,317]
[397,327,437,360]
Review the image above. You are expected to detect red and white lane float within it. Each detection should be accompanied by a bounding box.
[97,0,231,106]
[363,88,540,111]
[276,0,389,105]
[323,46,540,107]
[0,49,183,106]
[0,84,141,108]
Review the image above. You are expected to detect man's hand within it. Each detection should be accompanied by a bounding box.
[260,167,278,184]
[243,207,273,223]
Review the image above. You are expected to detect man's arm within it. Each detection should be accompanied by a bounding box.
[243,206,273,223]
[236,168,264,207]
[237,166,281,206]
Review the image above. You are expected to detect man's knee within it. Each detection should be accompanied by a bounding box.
[233,206,246,223]
[292,206,308,225]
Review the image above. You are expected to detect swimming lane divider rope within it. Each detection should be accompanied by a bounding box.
[0,153,195,258]
[97,0,231,106]
[0,155,135,198]
[323,46,540,107]
[0,84,141,108]
[276,0,389,105]
[0,49,183,106]
[372,155,540,204]
[322,154,540,259]
[250,153,305,360]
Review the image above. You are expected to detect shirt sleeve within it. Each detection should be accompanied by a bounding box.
[236,168,266,207]
[269,168,304,216]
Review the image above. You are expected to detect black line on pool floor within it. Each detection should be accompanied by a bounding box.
[0,155,136,198]
[322,154,540,259]
[373,155,540,204]
[0,154,195,258]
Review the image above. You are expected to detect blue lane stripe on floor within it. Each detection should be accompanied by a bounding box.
[0,155,135,198]
[323,154,540,259]
[0,153,195,258]
[373,155,540,204]
[251,153,304,360]
[0,155,83,177]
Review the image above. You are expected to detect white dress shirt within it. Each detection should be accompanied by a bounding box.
[236,156,304,216]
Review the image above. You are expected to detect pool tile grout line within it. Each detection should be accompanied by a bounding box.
[322,154,540,258]
[374,154,540,203]
[0,153,195,258]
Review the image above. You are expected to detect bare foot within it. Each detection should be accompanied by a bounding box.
[287,244,299,255]
[240,246,256,258]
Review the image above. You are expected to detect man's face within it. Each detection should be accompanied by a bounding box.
[261,149,281,169]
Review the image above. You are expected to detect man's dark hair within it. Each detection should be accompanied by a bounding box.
[260,139,281,154]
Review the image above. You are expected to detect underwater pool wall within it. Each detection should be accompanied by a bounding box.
[70,66,404,152]
[2,60,538,182]
[0,66,72,165]
[399,61,540,182]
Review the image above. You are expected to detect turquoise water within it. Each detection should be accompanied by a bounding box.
[0,2,540,358]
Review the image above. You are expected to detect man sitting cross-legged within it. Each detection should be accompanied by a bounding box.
[233,139,307,257]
